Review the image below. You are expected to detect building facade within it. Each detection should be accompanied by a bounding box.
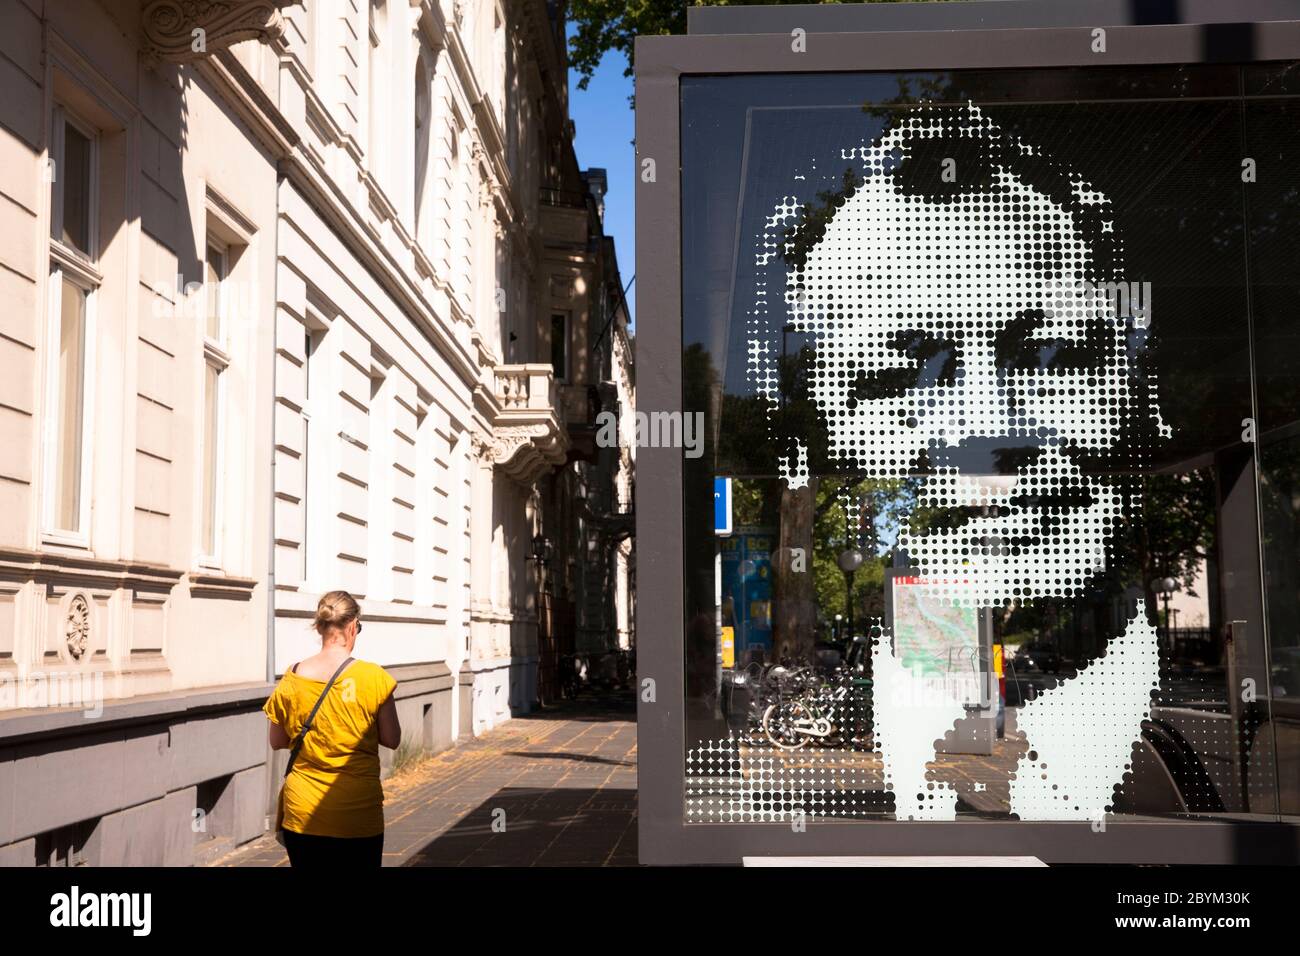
[0,0,633,866]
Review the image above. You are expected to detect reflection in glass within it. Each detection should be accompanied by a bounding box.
[60,121,91,256]
[682,65,1291,825]
[1247,84,1300,818]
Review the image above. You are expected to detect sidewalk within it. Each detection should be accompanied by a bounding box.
[212,693,638,867]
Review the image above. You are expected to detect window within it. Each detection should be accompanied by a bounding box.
[200,240,230,564]
[56,122,91,255]
[414,58,431,244]
[51,274,88,531]
[301,325,322,584]
[43,107,99,542]
[492,7,505,122]
[550,312,568,381]
[368,1,386,175]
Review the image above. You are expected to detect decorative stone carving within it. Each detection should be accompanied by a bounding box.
[482,365,568,484]
[65,594,90,661]
[140,0,293,64]
[471,430,497,464]
[494,423,551,457]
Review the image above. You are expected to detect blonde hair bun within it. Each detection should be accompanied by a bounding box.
[314,590,360,636]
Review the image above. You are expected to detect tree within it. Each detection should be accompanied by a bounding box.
[567,1,929,92]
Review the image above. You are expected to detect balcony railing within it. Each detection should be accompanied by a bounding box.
[539,187,589,208]
[495,364,558,413]
[485,364,568,484]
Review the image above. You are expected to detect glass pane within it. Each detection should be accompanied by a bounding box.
[202,362,220,556]
[55,275,87,532]
[205,244,223,341]
[682,66,1283,824]
[1246,74,1300,818]
[60,122,91,255]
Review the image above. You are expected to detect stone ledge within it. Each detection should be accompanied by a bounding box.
[387,661,455,697]
[0,681,274,745]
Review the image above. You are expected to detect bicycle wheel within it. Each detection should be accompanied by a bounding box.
[762,700,810,750]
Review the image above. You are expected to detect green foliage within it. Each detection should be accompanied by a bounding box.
[731,478,773,527]
[783,166,864,271]
[567,1,933,92]
[731,473,917,632]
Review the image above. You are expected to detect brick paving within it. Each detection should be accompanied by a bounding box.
[211,692,637,867]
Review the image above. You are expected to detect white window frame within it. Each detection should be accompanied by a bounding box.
[197,237,231,570]
[41,106,100,547]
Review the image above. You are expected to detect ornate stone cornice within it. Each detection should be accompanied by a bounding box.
[490,424,558,481]
[140,0,294,64]
[473,365,570,484]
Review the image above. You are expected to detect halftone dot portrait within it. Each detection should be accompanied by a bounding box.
[680,66,1299,824]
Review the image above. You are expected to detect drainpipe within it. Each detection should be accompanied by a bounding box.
[266,169,283,687]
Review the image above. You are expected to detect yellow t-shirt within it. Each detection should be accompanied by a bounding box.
[263,659,397,838]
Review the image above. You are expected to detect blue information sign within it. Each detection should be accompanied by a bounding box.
[719,528,775,655]
[714,477,732,535]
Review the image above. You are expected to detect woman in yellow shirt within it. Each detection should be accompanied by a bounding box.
[263,591,401,867]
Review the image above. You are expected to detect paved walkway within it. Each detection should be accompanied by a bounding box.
[212,694,638,867]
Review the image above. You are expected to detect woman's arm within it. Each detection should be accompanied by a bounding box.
[267,716,291,750]
[376,693,401,750]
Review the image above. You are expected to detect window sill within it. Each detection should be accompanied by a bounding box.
[39,533,91,555]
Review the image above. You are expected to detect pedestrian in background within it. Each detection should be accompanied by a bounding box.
[263,590,401,867]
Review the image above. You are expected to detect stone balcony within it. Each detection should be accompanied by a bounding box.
[485,364,568,484]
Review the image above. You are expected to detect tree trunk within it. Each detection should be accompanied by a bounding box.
[774,478,817,663]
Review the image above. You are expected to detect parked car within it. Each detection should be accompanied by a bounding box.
[1013,641,1062,674]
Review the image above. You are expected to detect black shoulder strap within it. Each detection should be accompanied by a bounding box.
[283,657,353,779]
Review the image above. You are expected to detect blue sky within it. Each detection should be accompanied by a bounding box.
[567,40,636,327]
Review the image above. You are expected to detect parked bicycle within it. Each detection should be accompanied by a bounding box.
[746,634,873,750]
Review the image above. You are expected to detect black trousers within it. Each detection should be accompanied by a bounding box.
[282,829,384,868]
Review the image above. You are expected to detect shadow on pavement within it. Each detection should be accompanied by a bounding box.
[502,751,634,767]
[519,688,637,722]
[403,787,638,866]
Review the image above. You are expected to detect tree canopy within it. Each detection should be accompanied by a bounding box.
[567,1,929,91]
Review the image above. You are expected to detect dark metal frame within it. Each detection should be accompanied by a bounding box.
[635,2,1300,865]
[686,0,1300,36]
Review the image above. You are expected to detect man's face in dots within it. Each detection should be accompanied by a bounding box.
[786,110,1148,605]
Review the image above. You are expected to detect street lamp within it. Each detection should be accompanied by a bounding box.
[531,533,555,705]
[531,533,553,566]
[1154,576,1178,647]
[837,547,864,640]
[834,613,843,643]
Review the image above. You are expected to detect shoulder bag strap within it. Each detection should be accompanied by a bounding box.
[283,656,354,779]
